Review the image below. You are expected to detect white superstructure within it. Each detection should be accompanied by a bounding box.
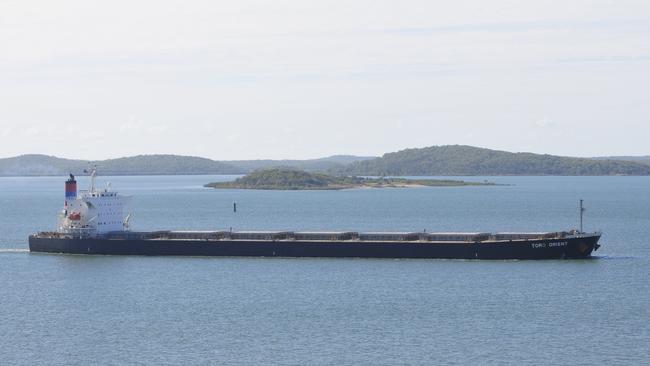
[58,168,130,237]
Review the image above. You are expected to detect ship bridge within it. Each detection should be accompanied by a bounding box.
[58,168,130,237]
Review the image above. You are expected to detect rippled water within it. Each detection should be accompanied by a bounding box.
[1,175,648,365]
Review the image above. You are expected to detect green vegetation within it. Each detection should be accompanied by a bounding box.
[0,154,373,176]
[227,155,376,173]
[0,154,238,176]
[2,147,650,176]
[336,145,650,176]
[205,168,495,190]
[593,156,650,165]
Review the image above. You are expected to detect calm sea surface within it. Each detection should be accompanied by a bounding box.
[1,175,649,365]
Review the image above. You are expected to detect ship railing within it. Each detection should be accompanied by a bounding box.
[106,231,236,241]
[36,231,75,239]
[424,233,491,242]
[61,227,97,239]
[358,232,422,241]
[490,232,569,241]
[293,232,357,241]
[567,230,601,238]
[230,231,293,241]
[104,230,174,240]
[166,231,231,240]
[99,230,579,243]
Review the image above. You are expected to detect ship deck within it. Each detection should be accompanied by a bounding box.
[35,230,587,243]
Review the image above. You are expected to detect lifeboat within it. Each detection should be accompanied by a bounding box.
[68,212,81,221]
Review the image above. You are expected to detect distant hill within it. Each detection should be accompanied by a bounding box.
[0,155,88,176]
[95,155,238,175]
[0,154,238,176]
[593,156,650,165]
[337,145,650,176]
[0,154,374,176]
[224,155,376,172]
[2,148,649,176]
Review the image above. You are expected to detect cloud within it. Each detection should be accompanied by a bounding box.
[0,127,12,137]
[383,19,650,36]
[119,116,143,133]
[146,124,169,134]
[119,117,169,135]
[534,119,555,128]
[24,127,42,137]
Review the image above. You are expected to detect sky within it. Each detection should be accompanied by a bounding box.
[1,0,649,160]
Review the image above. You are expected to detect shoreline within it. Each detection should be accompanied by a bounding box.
[205,181,496,191]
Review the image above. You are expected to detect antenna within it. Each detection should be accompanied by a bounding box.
[90,165,97,193]
[579,199,585,233]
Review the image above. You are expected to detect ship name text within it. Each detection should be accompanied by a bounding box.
[531,241,568,249]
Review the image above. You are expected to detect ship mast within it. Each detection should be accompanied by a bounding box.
[579,199,585,233]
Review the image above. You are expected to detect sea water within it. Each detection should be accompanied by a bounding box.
[0,175,648,365]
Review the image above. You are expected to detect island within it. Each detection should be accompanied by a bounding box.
[204,168,498,190]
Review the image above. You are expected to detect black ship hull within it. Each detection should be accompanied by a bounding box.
[29,234,601,260]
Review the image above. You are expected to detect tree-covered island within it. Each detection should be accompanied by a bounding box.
[204,168,498,190]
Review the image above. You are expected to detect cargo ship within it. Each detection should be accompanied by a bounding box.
[29,170,602,259]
